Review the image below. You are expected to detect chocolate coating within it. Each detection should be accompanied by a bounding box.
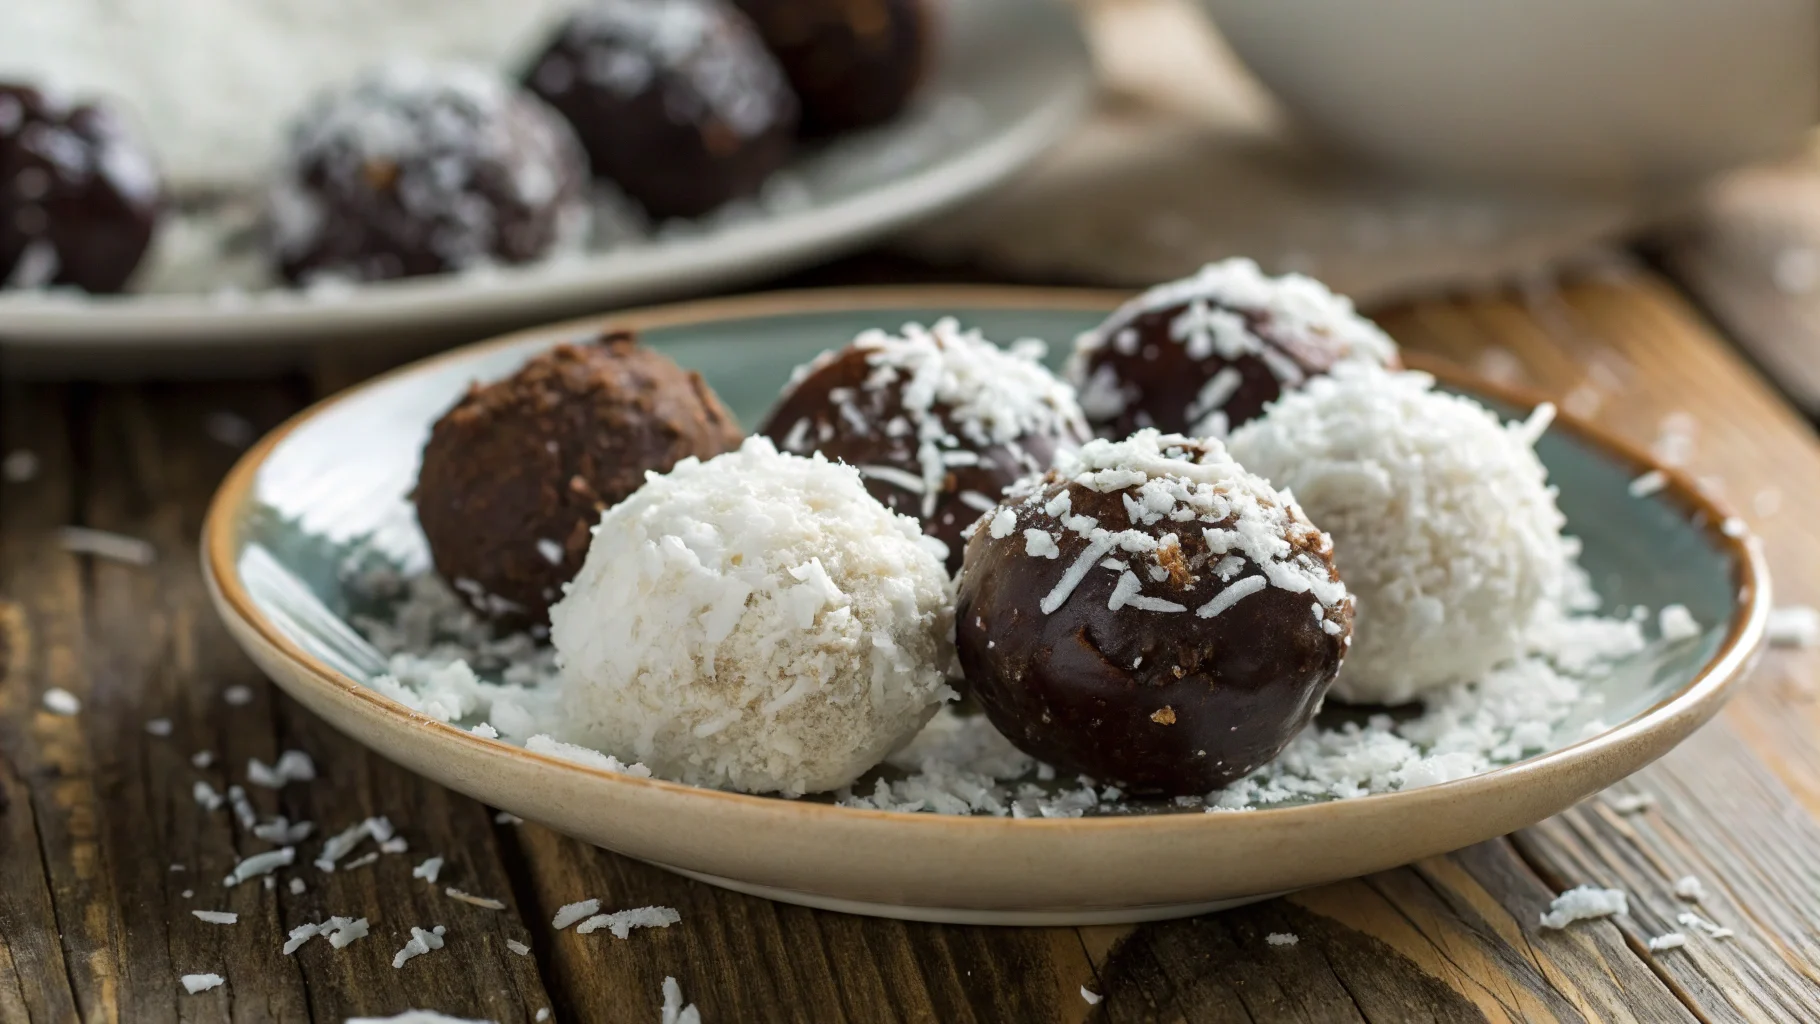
[733,0,935,134]
[955,442,1352,795]
[1070,278,1400,439]
[0,83,161,294]
[414,330,744,622]
[272,65,589,285]
[758,336,1087,574]
[524,0,798,219]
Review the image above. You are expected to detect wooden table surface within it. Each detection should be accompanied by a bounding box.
[4,252,1820,1024]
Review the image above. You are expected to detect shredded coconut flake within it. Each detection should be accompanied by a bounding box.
[660,976,701,1024]
[1658,605,1701,643]
[1628,470,1668,498]
[145,717,174,736]
[41,688,80,716]
[180,973,225,994]
[1769,605,1820,648]
[1539,886,1627,929]
[445,888,506,910]
[1081,986,1102,1005]
[1265,932,1299,946]
[507,939,532,956]
[1648,932,1687,952]
[574,905,681,939]
[412,857,445,884]
[226,847,295,887]
[57,526,155,565]
[191,910,238,925]
[1672,876,1705,902]
[1677,911,1734,939]
[553,899,601,930]
[391,925,448,968]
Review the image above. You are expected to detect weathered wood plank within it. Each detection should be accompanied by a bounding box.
[0,381,85,1023]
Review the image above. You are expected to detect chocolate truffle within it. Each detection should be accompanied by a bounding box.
[414,330,744,623]
[0,83,161,293]
[758,319,1089,574]
[732,0,936,135]
[955,430,1353,795]
[271,62,590,285]
[1067,258,1400,439]
[524,0,798,220]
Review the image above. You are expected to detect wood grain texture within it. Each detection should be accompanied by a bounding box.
[5,264,1820,1023]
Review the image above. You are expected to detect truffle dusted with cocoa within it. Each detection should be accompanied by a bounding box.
[759,319,1090,573]
[1067,258,1400,439]
[955,430,1352,795]
[413,330,744,622]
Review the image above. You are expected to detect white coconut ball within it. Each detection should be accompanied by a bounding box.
[1227,365,1571,704]
[548,436,956,797]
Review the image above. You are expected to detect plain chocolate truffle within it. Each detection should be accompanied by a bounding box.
[271,62,590,285]
[0,83,161,294]
[955,431,1353,795]
[758,319,1089,574]
[524,0,798,220]
[1067,258,1400,439]
[733,0,936,134]
[414,330,744,623]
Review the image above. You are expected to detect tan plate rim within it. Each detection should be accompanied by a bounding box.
[201,284,1773,834]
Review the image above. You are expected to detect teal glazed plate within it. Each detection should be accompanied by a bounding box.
[203,288,1770,925]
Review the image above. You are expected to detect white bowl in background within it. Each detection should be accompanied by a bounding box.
[1199,0,1819,187]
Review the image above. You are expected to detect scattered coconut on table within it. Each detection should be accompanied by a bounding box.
[180,973,225,994]
[191,910,238,925]
[506,939,531,956]
[1539,886,1628,929]
[41,688,81,716]
[225,847,295,886]
[223,685,254,706]
[145,717,174,737]
[1769,605,1820,648]
[392,925,448,968]
[57,526,156,565]
[345,1013,495,1024]
[1673,876,1706,902]
[412,856,445,884]
[2,449,39,483]
[1648,933,1687,952]
[1081,986,1102,1005]
[574,906,681,939]
[552,899,600,930]
[1265,932,1299,947]
[1678,911,1735,939]
[444,888,506,910]
[193,781,225,812]
[661,977,702,1024]
[247,750,317,788]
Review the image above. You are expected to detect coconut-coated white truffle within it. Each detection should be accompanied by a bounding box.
[548,436,955,796]
[1228,365,1571,704]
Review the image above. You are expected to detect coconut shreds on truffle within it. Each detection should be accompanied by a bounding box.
[553,899,601,930]
[1229,366,1575,704]
[661,976,702,1024]
[548,437,955,797]
[1648,932,1688,952]
[1539,886,1628,929]
[1006,430,1347,628]
[777,319,1088,519]
[180,973,225,994]
[574,905,681,939]
[1069,258,1398,426]
[392,925,448,968]
[1266,932,1299,946]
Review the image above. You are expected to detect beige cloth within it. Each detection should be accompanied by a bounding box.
[902,0,1664,304]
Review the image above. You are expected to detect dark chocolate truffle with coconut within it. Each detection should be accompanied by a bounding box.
[758,319,1090,574]
[414,330,744,623]
[732,0,937,134]
[270,62,590,285]
[523,0,798,220]
[955,430,1353,795]
[1067,258,1400,439]
[0,82,162,294]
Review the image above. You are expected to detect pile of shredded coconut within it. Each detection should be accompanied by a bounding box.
[547,436,956,797]
[1229,365,1574,704]
[1067,258,1399,434]
[775,318,1087,522]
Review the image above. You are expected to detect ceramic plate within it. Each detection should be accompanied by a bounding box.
[0,0,1089,360]
[203,287,1770,925]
